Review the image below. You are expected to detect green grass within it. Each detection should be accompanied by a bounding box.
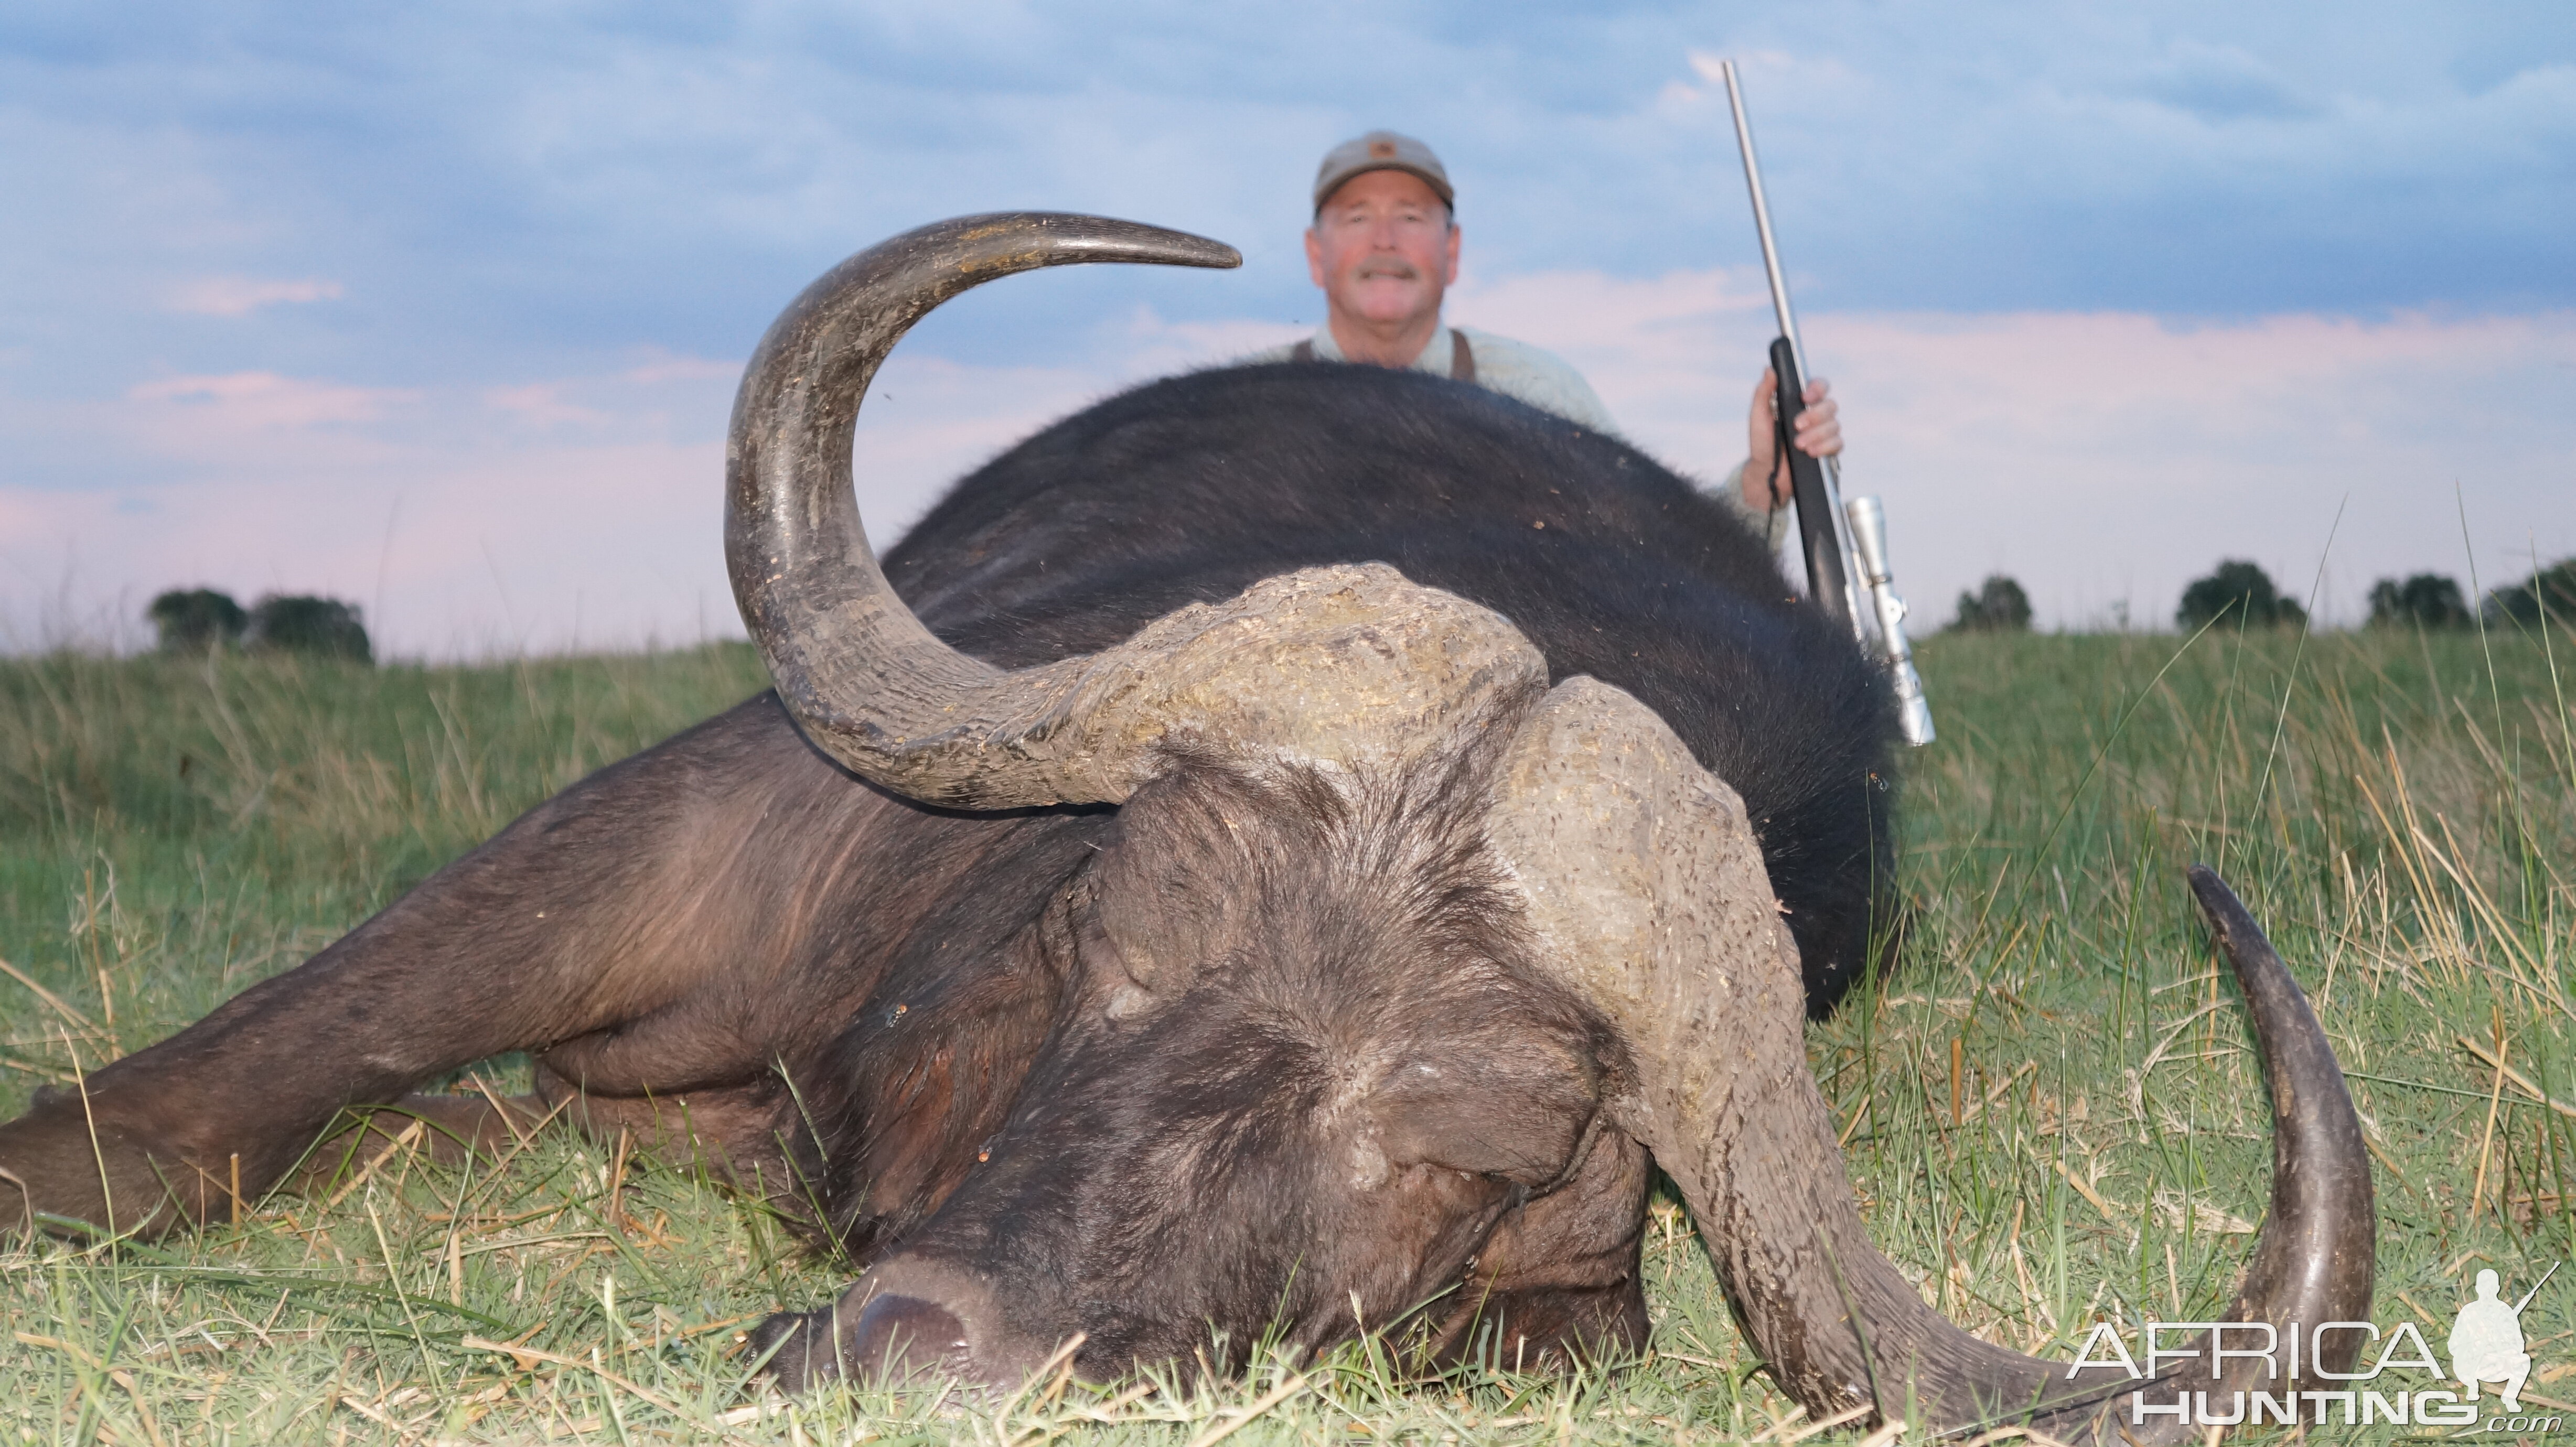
[2,623,2571,1444]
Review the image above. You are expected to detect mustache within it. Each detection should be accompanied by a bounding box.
[1353,257,1422,281]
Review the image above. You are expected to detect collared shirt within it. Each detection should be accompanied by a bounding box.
[1245,324,1623,437]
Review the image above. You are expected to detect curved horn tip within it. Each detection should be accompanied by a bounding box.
[2185,864,2263,951]
[943,211,1240,273]
[1060,221,1240,271]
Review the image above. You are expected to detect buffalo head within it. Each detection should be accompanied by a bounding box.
[724,214,2374,1441]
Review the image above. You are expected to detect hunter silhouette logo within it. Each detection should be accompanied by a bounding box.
[2452,1265,2553,1413]
[2062,1265,2564,1431]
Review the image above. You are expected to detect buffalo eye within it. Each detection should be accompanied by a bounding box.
[1348,1135,1390,1190]
[1103,982,1154,1020]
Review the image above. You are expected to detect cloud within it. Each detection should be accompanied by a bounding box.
[1446,263,1775,488]
[0,330,1255,656]
[7,283,2568,657]
[1498,285,2576,630]
[3,3,2569,656]
[484,382,609,429]
[128,369,402,419]
[166,276,345,316]
[5,1,2569,406]
[2133,39,2317,122]
[0,440,729,657]
[123,372,418,457]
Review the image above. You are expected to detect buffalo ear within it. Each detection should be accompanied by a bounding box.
[1078,866,1196,1011]
[1366,1051,1601,1189]
[1082,763,1298,996]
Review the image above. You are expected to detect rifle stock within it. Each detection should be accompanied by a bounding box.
[1768,337,1852,633]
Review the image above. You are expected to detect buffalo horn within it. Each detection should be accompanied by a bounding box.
[727,214,1549,808]
[1484,679,2373,1444]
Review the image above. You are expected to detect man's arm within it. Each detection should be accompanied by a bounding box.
[1715,368,1838,551]
[1741,366,1840,512]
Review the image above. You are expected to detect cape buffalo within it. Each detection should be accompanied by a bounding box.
[0,214,2371,1441]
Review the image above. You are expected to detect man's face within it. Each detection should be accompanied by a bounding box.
[1305,170,1460,330]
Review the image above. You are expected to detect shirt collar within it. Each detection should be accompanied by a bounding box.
[1308,323,1452,374]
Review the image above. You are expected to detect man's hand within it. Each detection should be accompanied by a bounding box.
[1741,367,1841,512]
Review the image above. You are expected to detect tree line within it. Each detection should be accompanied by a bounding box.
[147,588,372,662]
[142,557,2574,656]
[1948,557,2575,634]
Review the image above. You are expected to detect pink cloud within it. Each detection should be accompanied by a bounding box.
[1537,289,2576,629]
[9,296,2571,656]
[111,372,424,476]
[0,351,1093,656]
[484,383,611,428]
[128,371,414,429]
[166,276,346,317]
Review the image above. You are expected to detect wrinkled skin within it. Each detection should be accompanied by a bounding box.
[0,364,1877,1385]
[759,755,1654,1383]
[0,697,1654,1383]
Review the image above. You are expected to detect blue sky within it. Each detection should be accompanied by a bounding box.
[4,2,2571,652]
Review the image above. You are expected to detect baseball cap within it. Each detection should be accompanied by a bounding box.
[1312,131,1454,213]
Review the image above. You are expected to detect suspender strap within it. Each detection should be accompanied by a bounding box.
[1287,332,1475,382]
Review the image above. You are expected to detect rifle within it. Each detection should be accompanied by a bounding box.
[2512,1261,2559,1316]
[1720,61,1936,747]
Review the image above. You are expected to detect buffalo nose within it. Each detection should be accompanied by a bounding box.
[848,1292,972,1381]
[747,1293,974,1391]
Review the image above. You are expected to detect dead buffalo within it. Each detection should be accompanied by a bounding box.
[0,213,2370,1441]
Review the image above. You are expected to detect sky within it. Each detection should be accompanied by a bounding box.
[3,2,2571,654]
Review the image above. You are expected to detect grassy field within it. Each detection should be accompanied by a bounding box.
[2,621,2571,1444]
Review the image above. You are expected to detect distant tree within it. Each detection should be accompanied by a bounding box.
[2365,574,2471,629]
[2485,557,2576,628]
[1951,574,2034,632]
[2177,560,2306,631]
[247,594,373,663]
[147,588,248,653]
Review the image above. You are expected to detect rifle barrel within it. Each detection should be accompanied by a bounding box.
[2514,1261,2559,1315]
[1721,60,1936,746]
[1721,59,1865,639]
[1722,60,1807,376]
